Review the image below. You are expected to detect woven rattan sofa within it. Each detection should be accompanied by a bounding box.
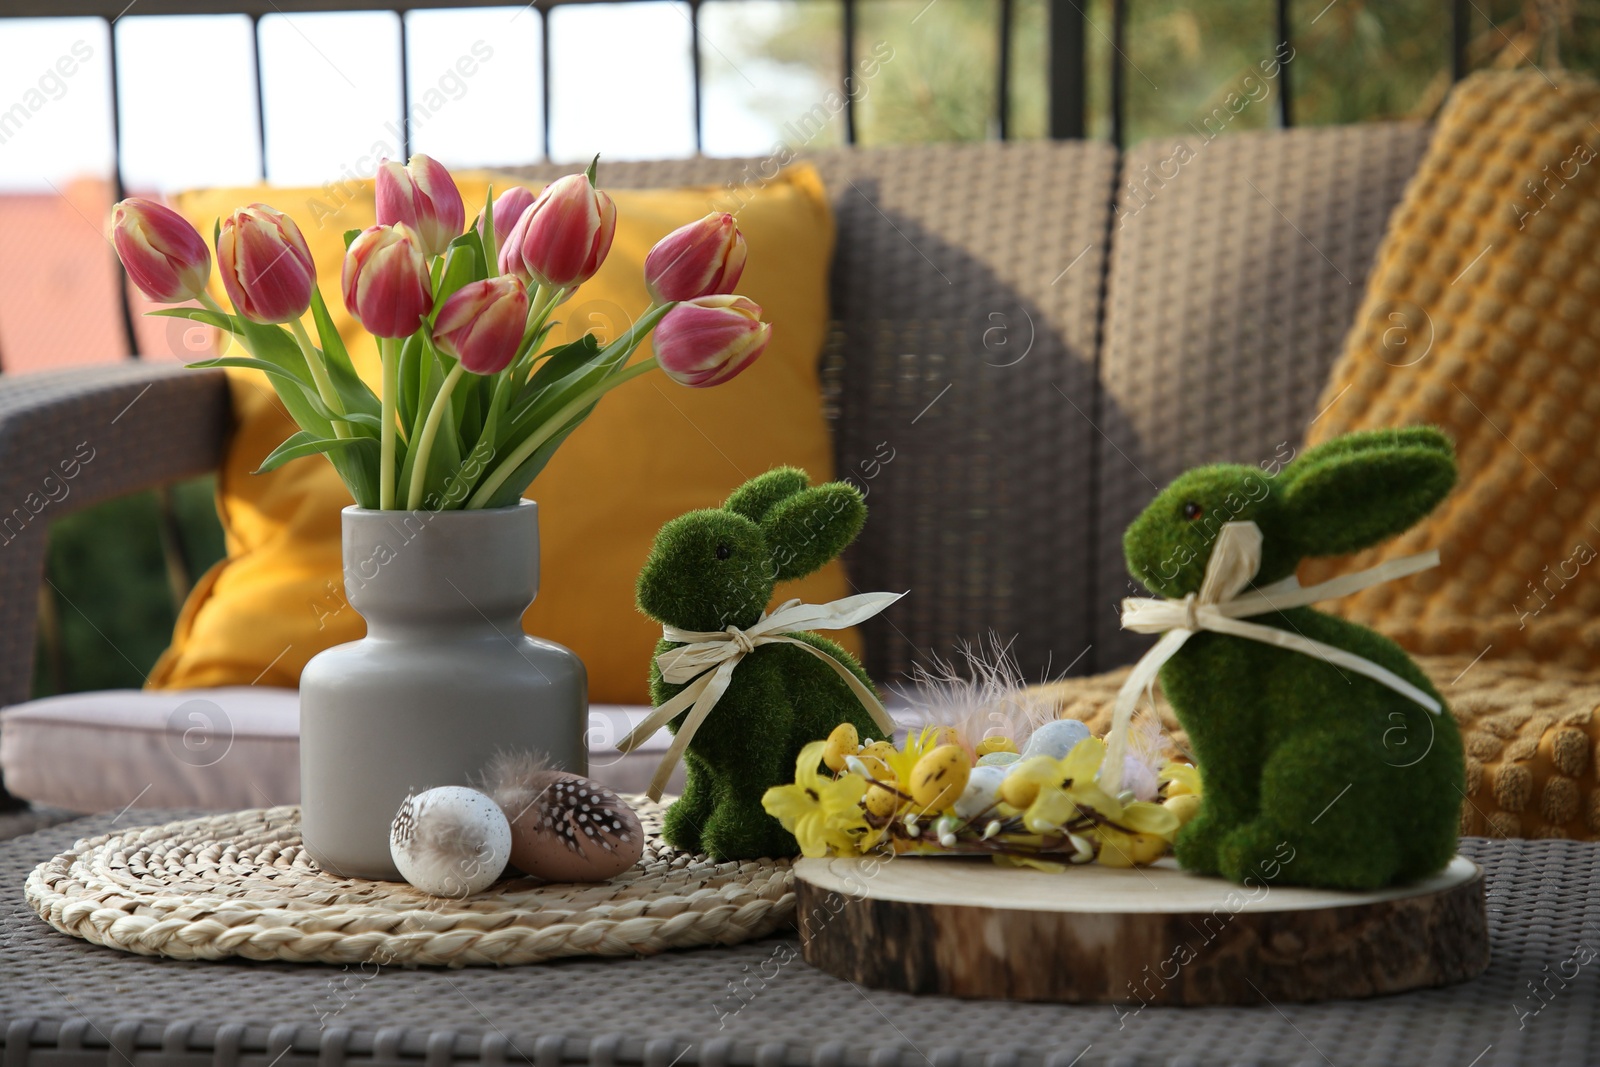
[0,127,1433,811]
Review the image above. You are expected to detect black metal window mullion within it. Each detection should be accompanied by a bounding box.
[842,0,857,145]
[1109,0,1126,149]
[1451,0,1471,81]
[251,13,268,180]
[689,0,704,154]
[1047,0,1086,139]
[540,4,552,159]
[1275,0,1293,128]
[398,10,413,160]
[997,0,1013,140]
[103,15,141,362]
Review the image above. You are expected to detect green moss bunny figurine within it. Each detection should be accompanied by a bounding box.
[1122,427,1465,890]
[635,467,889,860]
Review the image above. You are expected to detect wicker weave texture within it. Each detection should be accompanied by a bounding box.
[511,143,1119,685]
[0,364,229,712]
[25,802,794,966]
[2,813,1599,1066]
[1093,123,1434,668]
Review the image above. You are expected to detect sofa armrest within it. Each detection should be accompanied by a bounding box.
[0,363,230,710]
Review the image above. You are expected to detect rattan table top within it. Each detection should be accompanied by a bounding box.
[1,812,1595,1067]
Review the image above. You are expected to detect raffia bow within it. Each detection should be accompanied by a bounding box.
[1100,521,1442,795]
[617,592,905,801]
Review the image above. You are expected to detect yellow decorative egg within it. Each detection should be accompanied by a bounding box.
[822,722,860,772]
[857,740,897,779]
[865,783,901,818]
[1163,793,1202,826]
[1164,764,1200,797]
[1098,831,1167,867]
[975,736,1018,757]
[998,756,1060,809]
[909,745,970,812]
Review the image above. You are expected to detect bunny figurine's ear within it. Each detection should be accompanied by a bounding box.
[1280,427,1456,557]
[762,482,867,582]
[724,467,811,524]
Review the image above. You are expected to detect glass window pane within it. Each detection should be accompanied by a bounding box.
[855,0,1000,145]
[548,2,695,162]
[405,7,541,169]
[1292,0,1448,125]
[0,18,113,190]
[700,0,845,157]
[1008,0,1048,139]
[259,11,403,186]
[1121,0,1278,146]
[116,15,261,192]
[0,18,123,370]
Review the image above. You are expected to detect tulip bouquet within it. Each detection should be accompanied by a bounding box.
[111,155,769,510]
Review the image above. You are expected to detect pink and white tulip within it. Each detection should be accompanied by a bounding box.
[110,198,211,304]
[653,295,770,388]
[644,212,747,303]
[342,224,433,338]
[217,204,316,324]
[432,276,529,375]
[506,172,616,289]
[375,154,465,259]
[480,185,536,249]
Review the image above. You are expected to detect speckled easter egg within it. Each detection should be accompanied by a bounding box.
[953,764,1008,819]
[1021,719,1092,761]
[910,744,971,812]
[504,774,643,882]
[390,786,511,897]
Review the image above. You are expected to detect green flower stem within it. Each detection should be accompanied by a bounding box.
[506,284,567,384]
[288,317,350,439]
[466,356,659,510]
[406,362,466,510]
[380,336,399,509]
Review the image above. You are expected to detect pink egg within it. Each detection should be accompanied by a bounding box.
[503,773,643,882]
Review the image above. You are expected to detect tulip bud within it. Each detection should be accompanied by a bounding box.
[432,276,529,375]
[653,295,770,388]
[342,223,433,338]
[217,204,317,324]
[644,212,747,303]
[510,172,617,289]
[375,153,465,259]
[480,185,536,248]
[110,198,212,304]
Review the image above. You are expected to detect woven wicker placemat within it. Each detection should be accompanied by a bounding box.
[23,800,794,967]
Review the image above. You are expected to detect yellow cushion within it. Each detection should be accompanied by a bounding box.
[1302,70,1600,671]
[149,165,859,705]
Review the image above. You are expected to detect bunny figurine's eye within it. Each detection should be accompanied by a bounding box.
[1181,501,1204,521]
[715,542,733,560]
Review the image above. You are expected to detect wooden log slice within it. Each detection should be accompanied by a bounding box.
[795,854,1488,1005]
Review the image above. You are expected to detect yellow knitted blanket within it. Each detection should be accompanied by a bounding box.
[1304,69,1600,672]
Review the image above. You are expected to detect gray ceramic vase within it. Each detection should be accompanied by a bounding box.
[299,501,587,880]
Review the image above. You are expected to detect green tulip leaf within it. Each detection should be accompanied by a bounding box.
[479,406,593,510]
[433,238,482,318]
[187,355,314,393]
[148,307,233,333]
[253,430,375,475]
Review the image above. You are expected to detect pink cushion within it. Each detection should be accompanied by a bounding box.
[0,689,678,814]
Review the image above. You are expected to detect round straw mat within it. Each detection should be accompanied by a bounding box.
[25,801,795,966]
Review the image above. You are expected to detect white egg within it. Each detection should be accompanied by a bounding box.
[976,750,1021,767]
[390,785,511,897]
[1021,719,1092,761]
[953,764,1008,819]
